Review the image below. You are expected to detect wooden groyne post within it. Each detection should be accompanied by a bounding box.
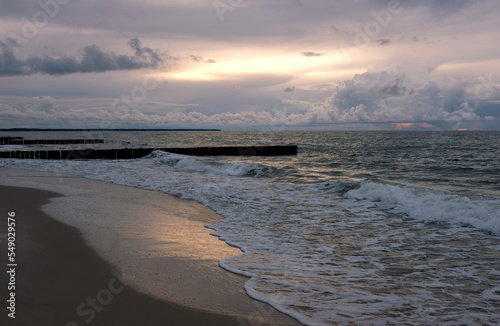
[0,138,104,145]
[0,145,298,160]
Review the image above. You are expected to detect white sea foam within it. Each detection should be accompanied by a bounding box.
[345,180,500,234]
[142,150,278,178]
[1,153,500,326]
[0,145,27,152]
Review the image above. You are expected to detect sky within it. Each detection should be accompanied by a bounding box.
[0,0,499,130]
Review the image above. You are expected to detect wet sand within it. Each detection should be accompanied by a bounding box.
[0,167,301,325]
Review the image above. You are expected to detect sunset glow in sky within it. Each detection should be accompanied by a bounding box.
[1,0,499,129]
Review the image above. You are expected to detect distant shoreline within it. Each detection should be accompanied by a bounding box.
[0,128,222,132]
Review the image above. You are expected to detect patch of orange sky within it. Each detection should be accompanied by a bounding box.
[391,122,435,129]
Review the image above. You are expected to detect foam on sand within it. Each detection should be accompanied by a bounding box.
[0,167,301,325]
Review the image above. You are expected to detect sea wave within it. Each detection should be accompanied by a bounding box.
[0,145,27,152]
[1,152,500,325]
[144,150,278,177]
[344,180,500,234]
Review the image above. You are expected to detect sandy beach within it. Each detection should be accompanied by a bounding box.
[0,167,301,326]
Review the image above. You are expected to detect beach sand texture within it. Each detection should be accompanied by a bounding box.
[0,167,301,325]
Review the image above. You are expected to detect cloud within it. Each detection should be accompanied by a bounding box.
[0,98,281,128]
[1,1,498,130]
[376,78,407,96]
[0,38,165,76]
[127,38,163,66]
[0,68,497,129]
[190,55,216,63]
[301,52,324,57]
[279,70,494,125]
[402,0,474,19]
[284,86,295,92]
[190,55,202,62]
[377,39,391,46]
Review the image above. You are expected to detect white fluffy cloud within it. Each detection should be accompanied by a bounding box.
[1,1,499,129]
[1,70,497,129]
[280,70,495,125]
[0,96,285,128]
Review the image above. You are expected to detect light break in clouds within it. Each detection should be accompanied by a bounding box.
[0,0,499,130]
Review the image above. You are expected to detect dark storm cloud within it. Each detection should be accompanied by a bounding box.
[128,38,163,66]
[1,0,498,130]
[0,39,27,75]
[0,38,164,76]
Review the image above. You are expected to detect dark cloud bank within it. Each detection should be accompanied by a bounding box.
[0,38,164,76]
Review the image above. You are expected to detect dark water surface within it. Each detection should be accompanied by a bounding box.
[1,130,499,325]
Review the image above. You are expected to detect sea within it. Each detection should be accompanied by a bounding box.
[1,130,499,326]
